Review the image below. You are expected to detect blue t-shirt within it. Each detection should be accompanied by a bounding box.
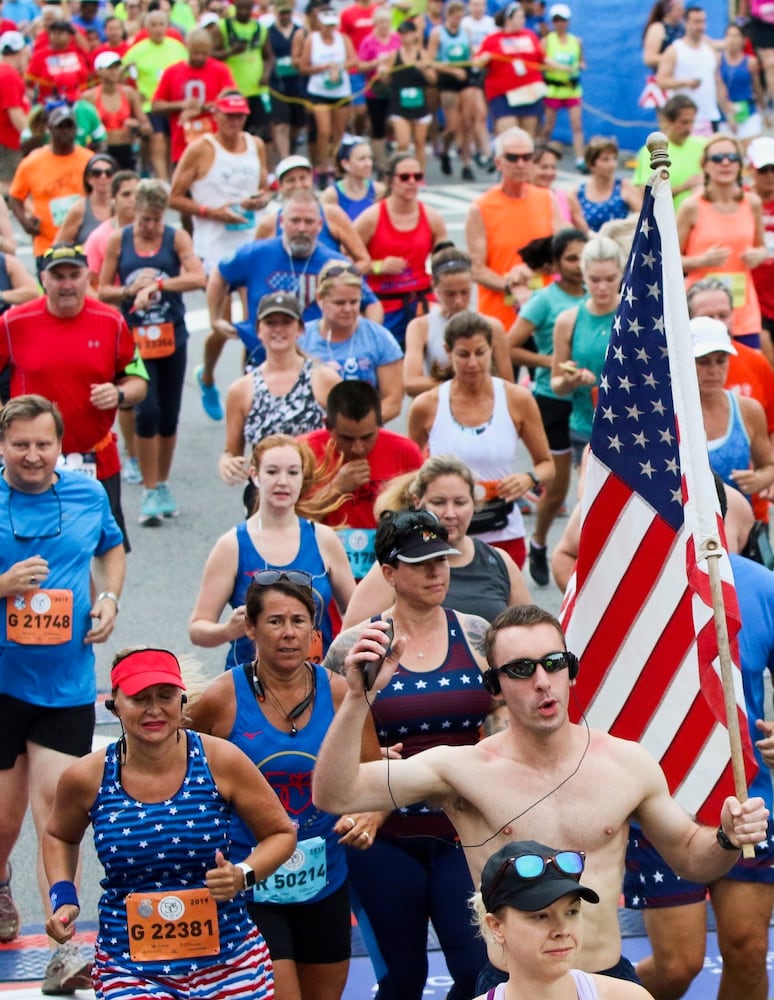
[298,317,403,386]
[217,237,378,364]
[518,282,585,400]
[0,469,123,707]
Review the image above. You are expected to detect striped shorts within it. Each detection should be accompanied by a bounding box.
[93,927,273,999]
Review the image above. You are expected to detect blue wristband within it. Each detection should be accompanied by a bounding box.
[49,881,80,911]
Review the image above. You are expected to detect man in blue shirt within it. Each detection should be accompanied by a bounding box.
[206,187,382,366]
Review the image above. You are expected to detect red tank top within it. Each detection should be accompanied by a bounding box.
[366,199,433,310]
[94,86,132,131]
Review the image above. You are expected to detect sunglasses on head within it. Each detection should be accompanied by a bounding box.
[488,850,585,902]
[321,263,361,280]
[491,651,572,680]
[252,570,313,588]
[502,151,533,163]
[707,152,741,164]
[396,171,424,182]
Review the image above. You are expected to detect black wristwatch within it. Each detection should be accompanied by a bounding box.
[716,825,740,852]
[116,388,125,407]
[235,861,257,889]
[527,471,540,488]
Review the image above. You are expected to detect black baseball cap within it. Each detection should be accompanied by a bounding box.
[377,509,459,565]
[481,840,600,913]
[41,243,88,271]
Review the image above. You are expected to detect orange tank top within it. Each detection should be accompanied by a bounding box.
[94,86,132,132]
[684,196,761,339]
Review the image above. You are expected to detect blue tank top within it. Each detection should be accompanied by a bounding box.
[117,224,187,344]
[334,178,376,222]
[576,178,629,232]
[226,518,334,667]
[720,54,755,104]
[275,204,338,254]
[228,663,346,902]
[90,731,253,975]
[373,608,491,839]
[437,24,471,63]
[708,390,751,490]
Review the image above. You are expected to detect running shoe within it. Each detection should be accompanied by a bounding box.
[195,365,223,422]
[121,456,142,485]
[461,165,475,181]
[528,539,550,587]
[440,151,452,176]
[156,482,179,518]
[139,487,163,527]
[0,865,19,943]
[42,942,93,996]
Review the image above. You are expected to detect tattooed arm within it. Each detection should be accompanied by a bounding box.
[458,612,490,673]
[323,623,367,675]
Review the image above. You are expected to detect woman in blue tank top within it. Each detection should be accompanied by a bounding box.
[189,574,383,1000]
[43,647,296,999]
[321,136,386,221]
[99,179,206,526]
[189,434,355,668]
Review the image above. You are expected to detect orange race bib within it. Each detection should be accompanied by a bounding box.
[183,114,214,145]
[126,888,220,963]
[6,590,73,645]
[308,628,323,664]
[134,322,175,359]
[474,480,501,503]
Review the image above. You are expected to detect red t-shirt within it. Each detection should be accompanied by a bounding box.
[26,43,89,102]
[752,196,774,320]
[152,57,235,163]
[301,427,423,529]
[0,297,138,479]
[0,63,29,150]
[477,29,544,101]
[339,3,379,53]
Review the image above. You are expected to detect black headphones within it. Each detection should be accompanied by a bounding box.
[482,651,579,696]
[105,693,188,712]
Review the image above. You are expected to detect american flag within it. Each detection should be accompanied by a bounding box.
[559,170,757,824]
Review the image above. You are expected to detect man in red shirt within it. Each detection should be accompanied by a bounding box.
[151,27,236,168]
[25,18,88,102]
[0,31,28,195]
[0,244,148,544]
[301,380,423,579]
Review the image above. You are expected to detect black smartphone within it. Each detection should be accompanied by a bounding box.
[363,618,393,691]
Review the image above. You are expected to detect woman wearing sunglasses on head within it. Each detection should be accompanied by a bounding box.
[43,646,297,1000]
[189,434,355,668]
[356,151,447,350]
[189,575,383,1000]
[677,133,769,357]
[298,259,404,423]
[324,508,493,1000]
[472,840,652,1000]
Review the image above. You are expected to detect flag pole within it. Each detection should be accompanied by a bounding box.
[647,131,753,857]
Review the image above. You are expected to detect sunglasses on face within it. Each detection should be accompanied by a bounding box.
[488,850,586,901]
[707,152,741,164]
[252,569,313,588]
[491,651,572,680]
[395,171,424,182]
[502,151,533,163]
[90,168,114,177]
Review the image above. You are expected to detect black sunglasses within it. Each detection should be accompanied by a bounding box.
[396,171,424,182]
[487,850,585,903]
[252,570,313,588]
[491,651,572,680]
[502,151,533,163]
[707,152,741,164]
[8,485,62,540]
[89,168,114,177]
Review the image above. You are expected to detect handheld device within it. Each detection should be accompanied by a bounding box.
[363,618,393,691]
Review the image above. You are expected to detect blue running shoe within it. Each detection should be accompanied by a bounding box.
[195,365,223,421]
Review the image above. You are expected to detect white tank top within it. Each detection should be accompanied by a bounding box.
[427,378,524,543]
[424,305,447,376]
[190,132,262,267]
[670,39,720,124]
[307,31,351,98]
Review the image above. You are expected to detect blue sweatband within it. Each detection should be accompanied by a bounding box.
[49,881,80,911]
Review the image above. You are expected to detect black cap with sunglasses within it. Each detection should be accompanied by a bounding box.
[375,509,459,566]
[481,840,599,913]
